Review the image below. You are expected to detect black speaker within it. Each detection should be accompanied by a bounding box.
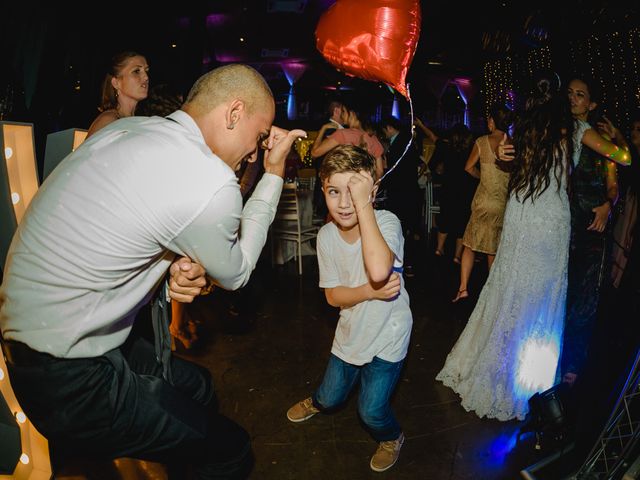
[519,382,571,451]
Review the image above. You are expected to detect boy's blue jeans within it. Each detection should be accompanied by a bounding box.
[312,353,404,442]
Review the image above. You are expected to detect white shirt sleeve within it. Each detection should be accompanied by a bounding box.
[168,173,283,290]
[377,211,404,262]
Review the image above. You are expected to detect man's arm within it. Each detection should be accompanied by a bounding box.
[414,118,438,143]
[311,135,339,158]
[168,175,279,291]
[169,126,306,291]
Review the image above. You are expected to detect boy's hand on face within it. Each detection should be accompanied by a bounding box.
[369,273,401,301]
[347,171,375,212]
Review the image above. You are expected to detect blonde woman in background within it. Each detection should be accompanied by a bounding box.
[87,51,149,137]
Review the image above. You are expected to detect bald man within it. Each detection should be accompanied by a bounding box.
[0,64,305,479]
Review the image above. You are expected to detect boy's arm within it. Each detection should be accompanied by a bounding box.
[349,173,394,282]
[325,273,401,308]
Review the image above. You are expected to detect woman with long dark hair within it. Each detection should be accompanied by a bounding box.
[436,72,629,421]
[561,76,630,385]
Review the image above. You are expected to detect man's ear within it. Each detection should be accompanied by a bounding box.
[226,99,245,129]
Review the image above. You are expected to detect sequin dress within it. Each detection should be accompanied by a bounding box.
[461,135,510,254]
[436,122,589,421]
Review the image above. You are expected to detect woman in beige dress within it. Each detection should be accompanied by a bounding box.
[452,105,513,302]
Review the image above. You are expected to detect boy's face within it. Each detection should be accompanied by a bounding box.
[323,171,360,232]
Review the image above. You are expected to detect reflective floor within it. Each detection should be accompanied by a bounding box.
[56,233,637,479]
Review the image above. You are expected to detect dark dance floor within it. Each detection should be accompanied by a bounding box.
[57,235,638,479]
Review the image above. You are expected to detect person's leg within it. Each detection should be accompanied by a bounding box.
[453,246,474,302]
[358,356,405,472]
[454,238,464,263]
[561,234,606,383]
[115,339,254,479]
[6,339,252,480]
[170,300,197,350]
[435,231,447,255]
[357,357,404,441]
[313,353,360,410]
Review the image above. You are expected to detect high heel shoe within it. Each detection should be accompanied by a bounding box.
[435,249,444,257]
[451,289,469,303]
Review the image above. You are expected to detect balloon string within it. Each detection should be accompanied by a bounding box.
[364,83,414,207]
[376,83,414,187]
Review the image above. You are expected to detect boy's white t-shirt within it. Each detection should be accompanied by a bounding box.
[317,209,413,366]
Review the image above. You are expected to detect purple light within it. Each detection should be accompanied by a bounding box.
[392,95,400,119]
[206,13,230,28]
[214,51,246,63]
[453,77,475,127]
[281,62,308,86]
[287,87,296,120]
[484,430,519,468]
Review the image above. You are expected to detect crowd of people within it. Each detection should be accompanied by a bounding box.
[0,50,638,479]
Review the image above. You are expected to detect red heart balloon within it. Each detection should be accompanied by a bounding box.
[315,0,421,98]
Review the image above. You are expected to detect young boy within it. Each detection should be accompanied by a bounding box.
[286,144,413,472]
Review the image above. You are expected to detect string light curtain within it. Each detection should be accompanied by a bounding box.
[482,57,516,117]
[483,46,552,116]
[568,27,640,132]
[482,28,640,134]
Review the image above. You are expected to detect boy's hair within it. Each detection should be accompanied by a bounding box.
[319,145,378,184]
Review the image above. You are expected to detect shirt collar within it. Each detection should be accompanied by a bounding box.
[329,118,344,129]
[167,110,206,142]
[389,132,399,144]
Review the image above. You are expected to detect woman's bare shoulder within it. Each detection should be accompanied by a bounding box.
[87,110,120,137]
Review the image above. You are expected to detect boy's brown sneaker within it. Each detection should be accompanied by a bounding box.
[370,432,404,472]
[286,397,320,423]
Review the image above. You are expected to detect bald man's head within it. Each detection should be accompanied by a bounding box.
[182,64,276,172]
[184,64,274,116]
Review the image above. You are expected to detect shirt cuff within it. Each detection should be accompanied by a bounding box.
[164,279,171,302]
[252,173,284,204]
